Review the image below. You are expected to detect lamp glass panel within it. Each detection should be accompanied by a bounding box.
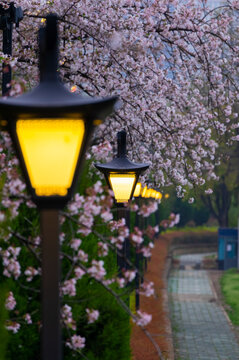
[133,182,141,197]
[16,119,85,196]
[109,173,136,202]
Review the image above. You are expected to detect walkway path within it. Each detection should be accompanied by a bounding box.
[168,253,239,360]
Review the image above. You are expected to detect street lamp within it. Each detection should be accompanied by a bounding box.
[95,130,149,310]
[133,182,142,197]
[151,189,156,198]
[155,191,163,200]
[0,15,116,209]
[0,14,116,360]
[95,130,149,203]
[0,2,23,96]
[141,185,147,198]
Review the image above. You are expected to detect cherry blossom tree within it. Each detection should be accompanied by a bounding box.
[5,0,239,190]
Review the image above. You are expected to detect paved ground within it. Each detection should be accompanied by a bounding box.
[168,253,239,360]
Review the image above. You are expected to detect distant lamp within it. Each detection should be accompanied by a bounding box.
[151,189,156,198]
[145,188,152,198]
[141,185,147,198]
[133,182,142,197]
[0,15,117,209]
[95,130,149,203]
[155,191,163,200]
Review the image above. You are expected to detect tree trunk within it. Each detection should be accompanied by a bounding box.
[201,181,231,228]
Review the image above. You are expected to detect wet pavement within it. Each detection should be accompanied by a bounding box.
[168,253,239,360]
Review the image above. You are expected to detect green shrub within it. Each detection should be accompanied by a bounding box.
[221,268,239,326]
[0,285,9,360]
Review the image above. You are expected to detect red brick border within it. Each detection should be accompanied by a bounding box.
[130,232,177,360]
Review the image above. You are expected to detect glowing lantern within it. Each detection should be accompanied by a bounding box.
[155,191,163,200]
[145,188,152,198]
[151,189,156,198]
[133,182,142,197]
[141,185,147,198]
[95,130,149,203]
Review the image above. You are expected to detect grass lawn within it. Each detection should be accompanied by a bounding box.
[221,268,239,325]
[166,225,218,233]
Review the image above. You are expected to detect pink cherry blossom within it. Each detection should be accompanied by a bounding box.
[110,236,125,249]
[76,250,88,263]
[5,291,16,311]
[88,260,106,280]
[66,334,85,350]
[139,202,158,217]
[70,238,82,251]
[141,246,152,258]
[74,267,86,280]
[98,242,109,257]
[62,279,77,297]
[24,266,39,282]
[134,310,152,327]
[124,270,136,282]
[62,304,76,330]
[86,308,100,324]
[24,313,32,324]
[116,277,126,288]
[130,228,144,245]
[205,188,213,194]
[101,210,113,222]
[140,282,155,297]
[5,321,21,334]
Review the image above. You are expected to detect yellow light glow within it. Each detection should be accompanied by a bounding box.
[133,182,141,197]
[109,173,136,203]
[71,85,77,93]
[151,190,156,198]
[165,193,170,199]
[16,119,85,196]
[145,189,150,198]
[141,186,147,198]
[155,191,163,200]
[145,188,153,198]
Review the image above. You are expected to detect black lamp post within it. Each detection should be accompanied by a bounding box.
[95,130,149,276]
[132,182,142,310]
[0,2,23,96]
[0,14,117,360]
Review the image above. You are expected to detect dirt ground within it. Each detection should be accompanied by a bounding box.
[130,232,176,360]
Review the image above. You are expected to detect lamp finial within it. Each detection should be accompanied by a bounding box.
[39,14,58,82]
[117,130,127,157]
